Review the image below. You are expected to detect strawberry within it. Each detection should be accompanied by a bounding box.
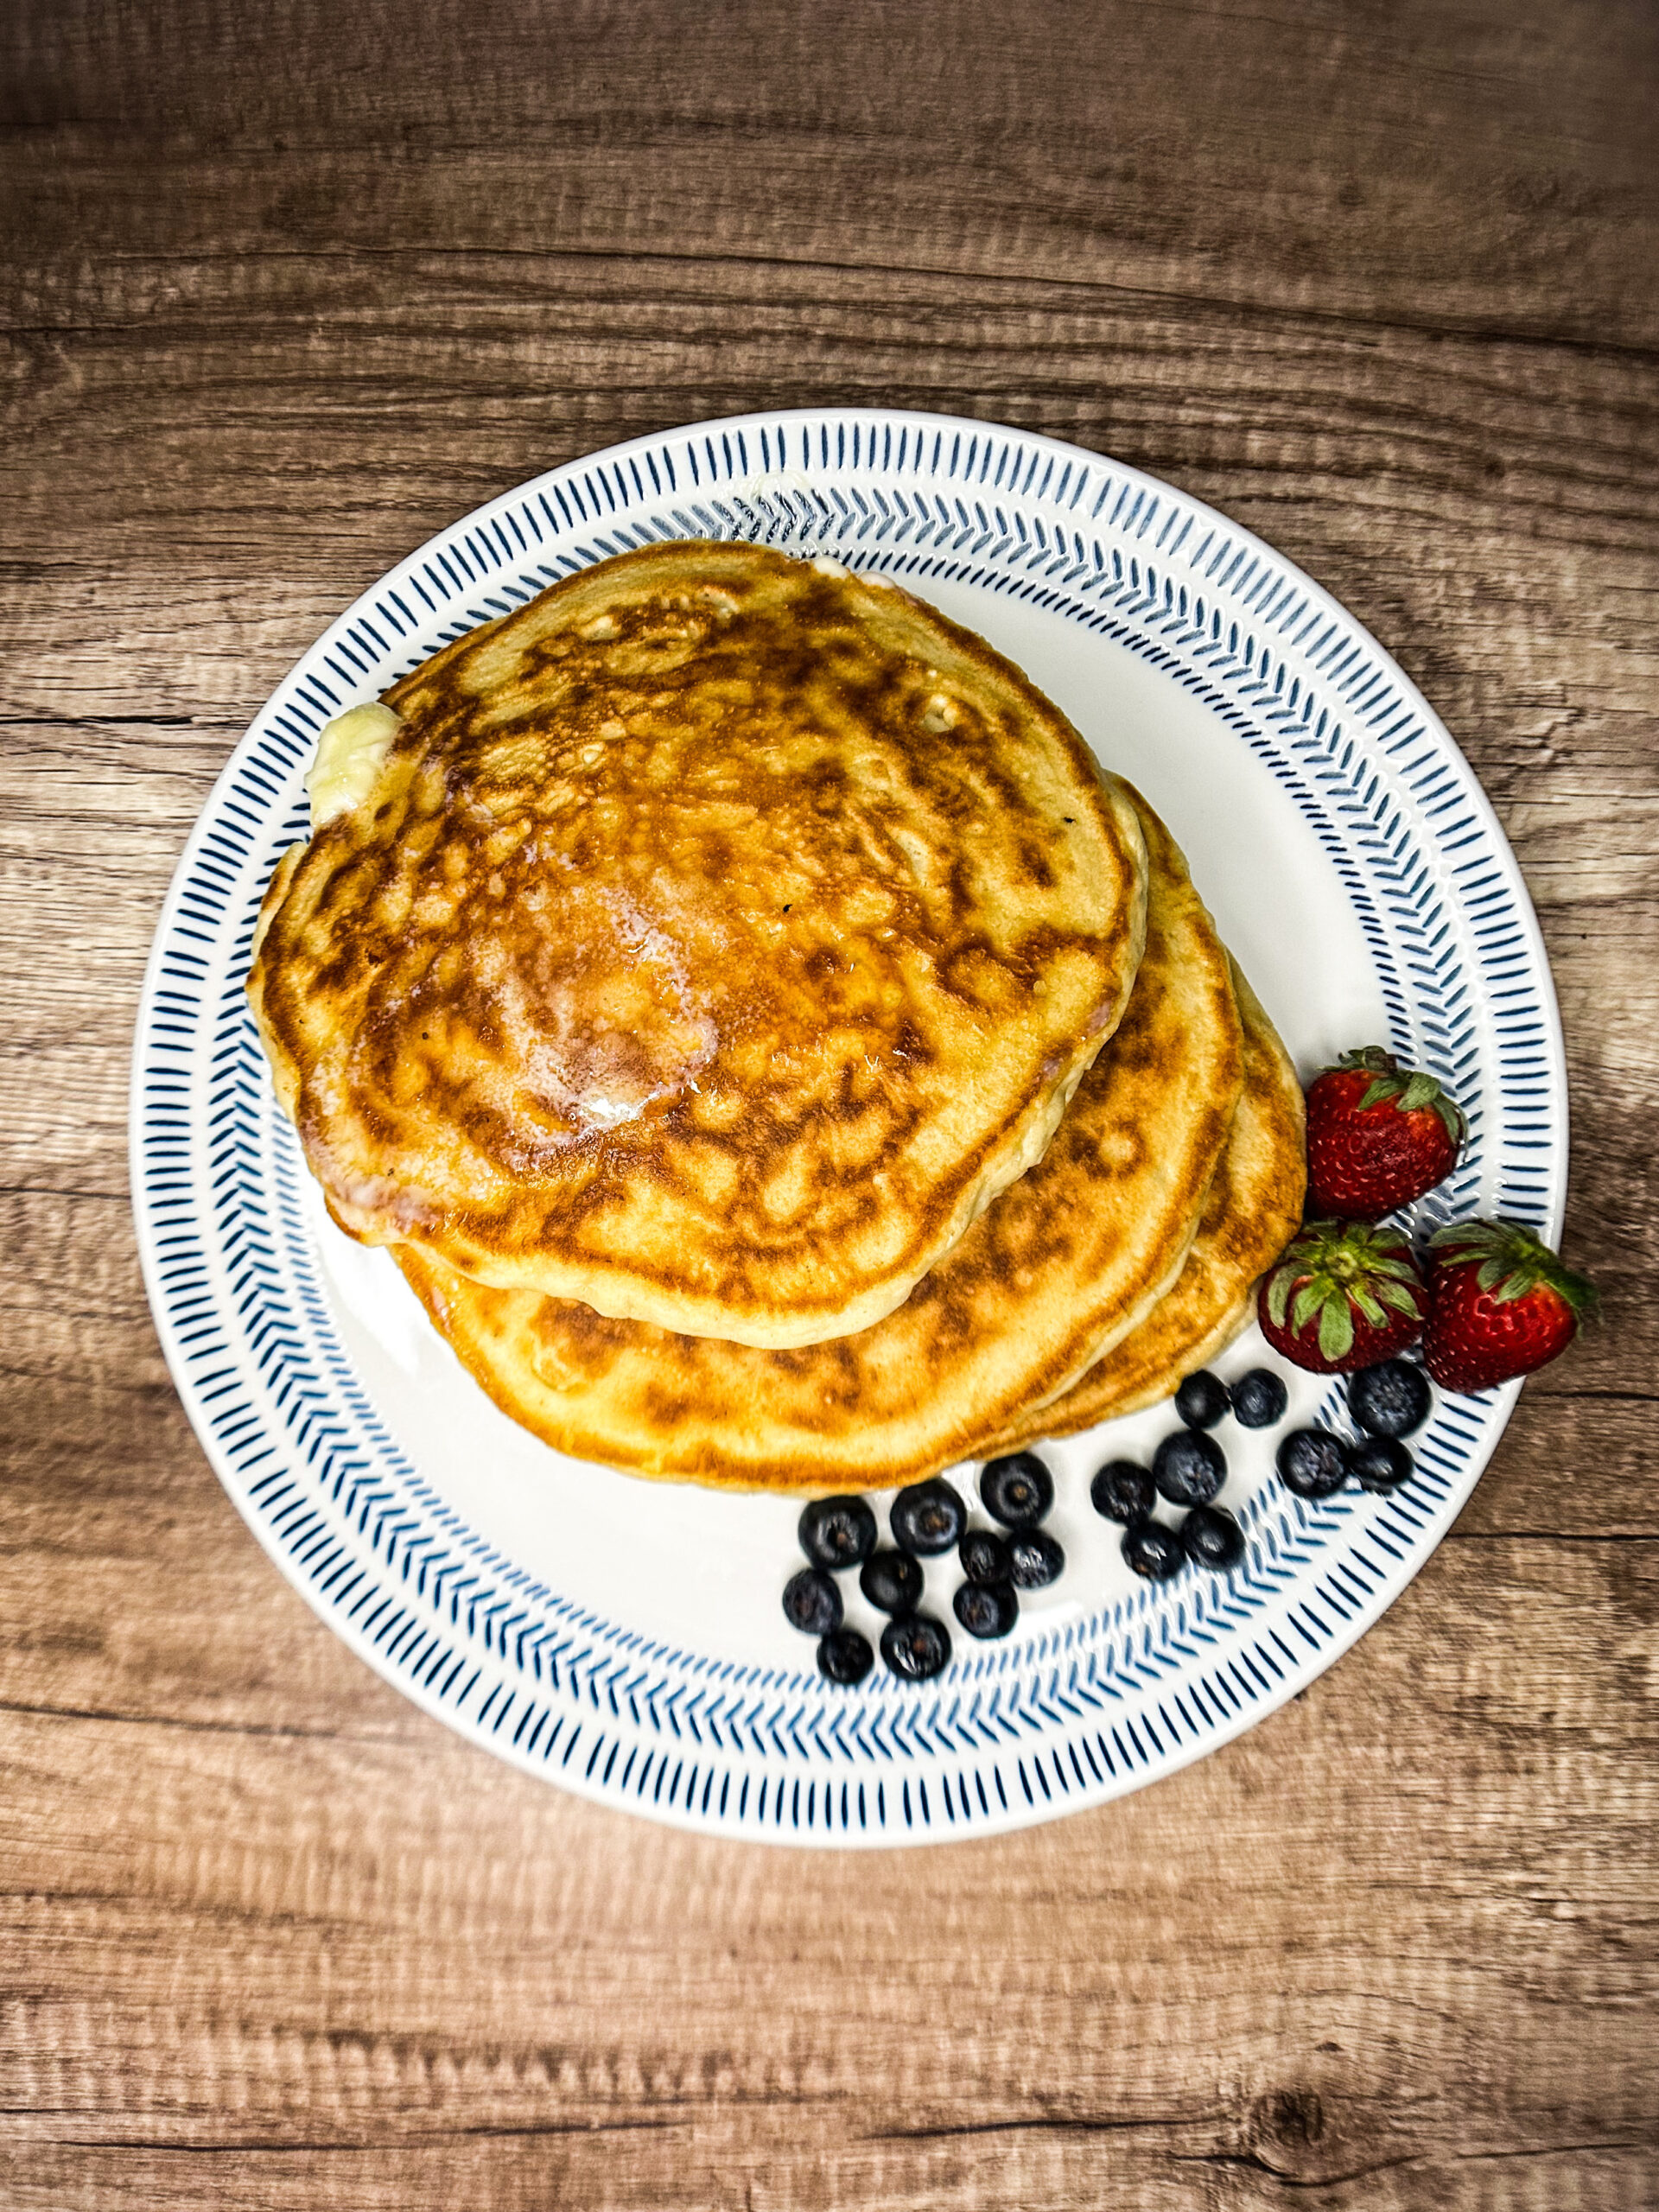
[1257,1220,1429,1374]
[1424,1219,1598,1391]
[1305,1047,1466,1220]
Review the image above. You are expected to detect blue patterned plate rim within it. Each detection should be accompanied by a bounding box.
[130,408,1567,1846]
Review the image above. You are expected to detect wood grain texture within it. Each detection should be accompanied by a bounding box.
[2,0,1656,2204]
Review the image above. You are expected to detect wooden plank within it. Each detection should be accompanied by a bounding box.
[4,0,1656,344]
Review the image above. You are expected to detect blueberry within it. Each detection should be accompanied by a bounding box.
[953,1580,1018,1639]
[1152,1430,1226,1506]
[890,1479,966,1556]
[1007,1529,1065,1589]
[860,1548,924,1614]
[817,1627,874,1685]
[1090,1459,1156,1523]
[1346,1435,1414,1491]
[979,1452,1054,1529]
[798,1495,877,1570]
[880,1612,952,1680]
[783,1567,842,1636]
[958,1529,1014,1586]
[1277,1427,1349,1498]
[1230,1368,1288,1429]
[1174,1370,1230,1430]
[1347,1359,1432,1440]
[1122,1521,1185,1580]
[1181,1504,1246,1572]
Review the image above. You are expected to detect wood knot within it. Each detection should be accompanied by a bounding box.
[1252,2088,1326,2152]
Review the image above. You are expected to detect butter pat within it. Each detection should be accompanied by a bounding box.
[306,702,403,828]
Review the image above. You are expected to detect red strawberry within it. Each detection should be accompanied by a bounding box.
[1257,1219,1429,1374]
[1424,1220,1598,1391]
[1305,1047,1466,1220]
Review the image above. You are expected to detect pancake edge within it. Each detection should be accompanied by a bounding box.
[975,957,1306,1452]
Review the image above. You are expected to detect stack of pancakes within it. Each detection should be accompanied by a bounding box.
[250,542,1305,1491]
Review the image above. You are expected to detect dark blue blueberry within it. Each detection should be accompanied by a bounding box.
[1277,1427,1349,1498]
[1122,1520,1185,1580]
[1174,1370,1230,1430]
[783,1567,842,1636]
[860,1548,925,1614]
[1153,1429,1226,1506]
[1091,1459,1156,1523]
[979,1452,1054,1529]
[1347,1359,1433,1440]
[1230,1368,1289,1429]
[890,1479,967,1556]
[798,1495,877,1570]
[958,1529,1014,1586]
[1346,1435,1414,1491]
[880,1612,952,1680]
[1181,1504,1246,1572]
[817,1627,874,1685]
[953,1580,1018,1639]
[1007,1529,1064,1588]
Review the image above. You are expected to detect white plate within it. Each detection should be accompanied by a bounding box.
[131,410,1566,1845]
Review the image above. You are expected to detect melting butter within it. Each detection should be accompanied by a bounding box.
[306,702,403,828]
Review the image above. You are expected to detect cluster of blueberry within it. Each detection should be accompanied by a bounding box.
[783,1453,1064,1687]
[1092,1357,1433,1581]
[787,1357,1433,1681]
[1275,1357,1432,1497]
[1087,1366,1286,1580]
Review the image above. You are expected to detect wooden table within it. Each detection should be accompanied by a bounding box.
[4,3,1656,2203]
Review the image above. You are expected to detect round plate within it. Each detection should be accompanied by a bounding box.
[130,410,1565,1846]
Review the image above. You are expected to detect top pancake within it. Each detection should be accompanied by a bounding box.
[391,791,1243,1489]
[248,541,1148,1346]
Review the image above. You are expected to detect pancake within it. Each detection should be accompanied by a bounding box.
[249,541,1149,1348]
[976,963,1306,1452]
[392,794,1243,1490]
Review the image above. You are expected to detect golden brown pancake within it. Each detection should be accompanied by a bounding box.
[250,542,1149,1347]
[976,963,1305,1452]
[392,795,1243,1490]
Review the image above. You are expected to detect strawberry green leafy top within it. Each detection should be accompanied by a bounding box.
[1428,1218,1599,1317]
[1264,1219,1427,1365]
[1322,1048,1468,1147]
